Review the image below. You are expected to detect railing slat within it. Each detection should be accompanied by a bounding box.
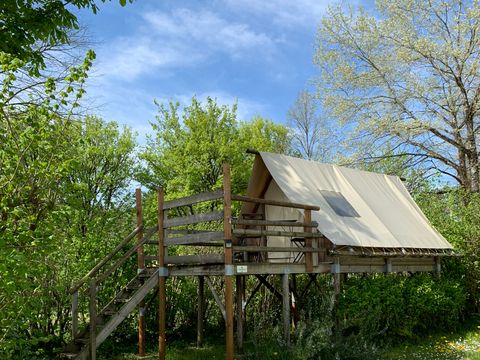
[95,227,157,284]
[164,211,224,228]
[232,229,324,238]
[232,246,325,253]
[163,189,223,210]
[165,231,224,246]
[232,219,318,227]
[232,195,320,211]
[70,226,144,294]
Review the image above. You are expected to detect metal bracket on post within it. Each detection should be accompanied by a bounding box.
[331,262,341,274]
[158,267,169,277]
[225,265,234,276]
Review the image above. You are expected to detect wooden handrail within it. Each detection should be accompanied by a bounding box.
[232,195,320,211]
[95,226,157,284]
[231,219,319,227]
[70,226,144,294]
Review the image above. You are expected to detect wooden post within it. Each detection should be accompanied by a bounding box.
[72,291,78,339]
[135,188,146,357]
[333,257,341,302]
[89,281,97,360]
[434,257,441,278]
[158,188,167,360]
[282,273,290,346]
[304,209,313,273]
[223,163,234,360]
[197,276,205,348]
[236,275,245,352]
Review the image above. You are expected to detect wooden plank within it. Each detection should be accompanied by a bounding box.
[96,271,159,348]
[70,226,143,294]
[233,246,325,253]
[233,229,324,238]
[165,231,224,246]
[163,189,223,210]
[232,194,320,211]
[205,277,226,321]
[231,219,318,227]
[164,211,224,228]
[157,188,166,360]
[169,264,225,276]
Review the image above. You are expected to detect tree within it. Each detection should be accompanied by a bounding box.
[287,89,332,161]
[0,0,131,76]
[138,97,291,197]
[314,0,480,192]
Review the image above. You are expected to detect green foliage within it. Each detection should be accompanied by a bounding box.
[0,0,131,75]
[0,109,136,357]
[338,274,466,343]
[138,97,291,197]
[417,190,480,311]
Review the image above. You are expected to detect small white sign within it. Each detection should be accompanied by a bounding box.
[236,265,248,273]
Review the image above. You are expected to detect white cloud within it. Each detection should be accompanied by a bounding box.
[224,0,335,28]
[95,7,277,82]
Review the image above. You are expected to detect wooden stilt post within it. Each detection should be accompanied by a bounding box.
[304,209,313,273]
[223,163,234,360]
[333,257,341,302]
[434,257,441,278]
[282,273,290,346]
[197,276,205,348]
[89,281,97,360]
[158,188,167,360]
[236,275,245,352]
[135,188,146,357]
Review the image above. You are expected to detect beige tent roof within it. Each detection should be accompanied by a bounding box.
[248,152,452,250]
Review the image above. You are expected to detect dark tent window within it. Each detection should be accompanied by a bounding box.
[319,190,360,217]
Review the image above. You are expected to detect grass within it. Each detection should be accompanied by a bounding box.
[101,322,480,360]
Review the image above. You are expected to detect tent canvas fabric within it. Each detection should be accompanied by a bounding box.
[247,152,452,251]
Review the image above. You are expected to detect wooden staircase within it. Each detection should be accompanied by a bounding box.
[61,268,158,359]
[60,191,159,360]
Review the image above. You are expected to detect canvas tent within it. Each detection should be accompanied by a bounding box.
[241,152,453,263]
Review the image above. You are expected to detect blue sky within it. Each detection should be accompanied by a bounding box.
[76,0,350,141]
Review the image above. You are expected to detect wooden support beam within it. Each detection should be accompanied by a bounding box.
[197,276,204,348]
[135,188,146,358]
[332,257,341,302]
[304,209,313,273]
[434,257,441,277]
[157,188,167,360]
[223,163,234,360]
[164,254,224,265]
[206,277,226,321]
[255,275,282,301]
[282,274,290,346]
[236,276,245,352]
